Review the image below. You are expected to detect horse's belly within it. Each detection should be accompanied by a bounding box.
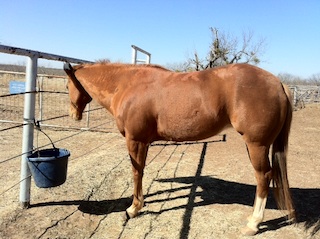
[157,114,228,141]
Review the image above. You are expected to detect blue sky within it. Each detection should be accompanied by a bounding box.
[1,0,319,78]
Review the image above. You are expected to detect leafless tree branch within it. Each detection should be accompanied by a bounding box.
[188,27,266,71]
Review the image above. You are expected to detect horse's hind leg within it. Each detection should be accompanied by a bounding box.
[242,143,272,236]
[125,139,148,219]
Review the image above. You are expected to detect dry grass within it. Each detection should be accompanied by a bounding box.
[0,102,319,238]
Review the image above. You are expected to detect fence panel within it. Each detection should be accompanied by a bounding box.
[0,71,116,131]
[0,72,25,124]
[0,44,115,208]
[289,85,320,109]
[131,45,151,64]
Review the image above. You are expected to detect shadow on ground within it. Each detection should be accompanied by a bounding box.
[30,178,320,236]
[31,141,319,237]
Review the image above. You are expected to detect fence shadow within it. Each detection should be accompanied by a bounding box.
[30,179,320,236]
[30,140,319,237]
[150,177,319,236]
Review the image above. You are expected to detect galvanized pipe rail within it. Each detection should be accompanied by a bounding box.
[0,44,92,64]
[131,45,151,64]
[0,44,93,208]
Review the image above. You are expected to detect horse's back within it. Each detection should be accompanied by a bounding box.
[114,63,289,144]
[154,64,289,143]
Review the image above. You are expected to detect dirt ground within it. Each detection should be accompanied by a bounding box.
[0,104,319,239]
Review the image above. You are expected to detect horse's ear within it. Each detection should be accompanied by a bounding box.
[64,63,73,74]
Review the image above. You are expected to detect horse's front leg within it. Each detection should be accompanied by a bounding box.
[126,138,149,219]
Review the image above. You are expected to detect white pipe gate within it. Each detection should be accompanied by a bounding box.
[0,44,92,208]
[131,45,151,64]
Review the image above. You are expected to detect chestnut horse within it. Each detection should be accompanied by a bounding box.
[64,62,294,235]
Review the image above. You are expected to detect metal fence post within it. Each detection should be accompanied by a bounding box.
[86,103,90,128]
[38,76,43,122]
[146,54,151,64]
[132,47,137,64]
[20,55,38,208]
[0,44,93,207]
[131,45,151,64]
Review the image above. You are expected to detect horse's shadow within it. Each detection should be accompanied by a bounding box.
[149,176,320,236]
[31,176,320,236]
[31,140,319,236]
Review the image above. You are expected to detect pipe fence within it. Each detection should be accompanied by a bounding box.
[0,119,119,230]
[0,44,99,208]
[0,70,111,130]
[289,85,320,109]
[131,45,151,64]
[0,44,151,209]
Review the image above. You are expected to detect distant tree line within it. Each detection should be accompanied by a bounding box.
[166,27,319,86]
[277,73,320,86]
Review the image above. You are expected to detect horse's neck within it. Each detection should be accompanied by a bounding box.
[76,69,120,114]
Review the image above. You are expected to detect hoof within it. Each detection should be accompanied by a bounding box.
[241,226,258,236]
[125,208,138,219]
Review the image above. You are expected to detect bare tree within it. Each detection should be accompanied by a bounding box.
[189,27,266,71]
[278,73,303,85]
[165,61,192,72]
[308,73,320,86]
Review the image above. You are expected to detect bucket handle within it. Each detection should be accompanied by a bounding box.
[34,120,57,152]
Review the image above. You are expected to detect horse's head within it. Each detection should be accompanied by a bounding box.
[64,63,92,121]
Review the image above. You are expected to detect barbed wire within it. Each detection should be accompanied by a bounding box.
[0,175,32,196]
[0,105,105,133]
[0,119,116,196]
[0,90,68,98]
[0,118,113,164]
[0,84,114,196]
[0,151,27,165]
[0,123,26,132]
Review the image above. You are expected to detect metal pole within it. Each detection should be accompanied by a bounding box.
[0,44,92,64]
[131,45,151,64]
[132,47,137,64]
[20,56,37,208]
[39,76,43,122]
[86,103,90,128]
[146,54,151,64]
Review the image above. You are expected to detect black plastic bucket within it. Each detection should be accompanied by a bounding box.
[27,148,70,188]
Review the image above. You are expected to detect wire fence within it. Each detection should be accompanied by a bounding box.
[0,119,116,196]
[0,70,118,198]
[0,70,117,131]
[289,85,320,109]
[0,44,152,210]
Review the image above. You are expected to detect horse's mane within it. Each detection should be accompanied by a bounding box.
[139,64,170,71]
[73,61,171,72]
